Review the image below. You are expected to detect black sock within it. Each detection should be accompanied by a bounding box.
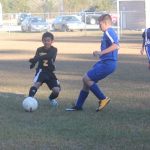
[28,86,37,97]
[49,92,58,100]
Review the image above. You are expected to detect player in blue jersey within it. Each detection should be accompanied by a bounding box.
[66,14,119,112]
[140,28,150,69]
[28,32,61,107]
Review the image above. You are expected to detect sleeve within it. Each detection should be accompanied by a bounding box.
[29,48,39,64]
[34,48,40,58]
[51,48,57,62]
[147,28,150,39]
[142,31,145,47]
[106,29,119,45]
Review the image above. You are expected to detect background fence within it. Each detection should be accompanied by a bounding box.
[0,11,146,36]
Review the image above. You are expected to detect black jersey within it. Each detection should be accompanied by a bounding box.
[34,46,57,72]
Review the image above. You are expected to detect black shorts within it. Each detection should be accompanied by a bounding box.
[34,69,60,89]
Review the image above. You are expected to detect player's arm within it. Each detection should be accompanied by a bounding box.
[93,43,119,57]
[140,42,145,55]
[140,32,145,55]
[94,30,119,57]
[29,49,39,69]
[51,49,57,62]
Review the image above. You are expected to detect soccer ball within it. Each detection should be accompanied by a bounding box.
[22,97,38,112]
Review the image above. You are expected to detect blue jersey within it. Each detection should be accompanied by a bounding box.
[142,28,150,47]
[100,27,119,61]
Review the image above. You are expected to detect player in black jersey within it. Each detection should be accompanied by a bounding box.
[28,32,60,107]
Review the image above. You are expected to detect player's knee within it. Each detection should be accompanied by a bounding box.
[82,75,89,84]
[83,75,94,87]
[52,87,60,95]
[49,87,60,100]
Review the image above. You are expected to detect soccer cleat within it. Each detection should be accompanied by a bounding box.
[50,99,58,107]
[96,97,110,112]
[65,105,83,111]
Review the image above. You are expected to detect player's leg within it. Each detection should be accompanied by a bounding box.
[66,81,89,111]
[84,74,110,111]
[66,63,102,111]
[73,79,90,109]
[46,74,61,106]
[83,74,106,100]
[49,86,60,107]
[66,73,91,111]
[28,70,43,97]
[86,61,116,111]
[85,61,109,100]
[66,61,116,111]
[49,86,61,100]
[28,82,41,97]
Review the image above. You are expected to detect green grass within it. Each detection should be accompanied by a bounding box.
[0,32,150,150]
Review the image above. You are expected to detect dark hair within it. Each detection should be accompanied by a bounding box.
[98,14,112,23]
[42,32,54,40]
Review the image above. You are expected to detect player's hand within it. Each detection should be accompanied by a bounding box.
[29,58,36,64]
[140,48,144,55]
[30,63,35,69]
[93,51,100,57]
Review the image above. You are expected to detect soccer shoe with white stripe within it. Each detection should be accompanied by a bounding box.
[96,97,110,112]
[65,106,83,111]
[50,99,58,107]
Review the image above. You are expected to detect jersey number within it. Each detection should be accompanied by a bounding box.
[43,60,48,66]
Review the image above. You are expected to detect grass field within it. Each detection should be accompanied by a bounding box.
[0,31,150,150]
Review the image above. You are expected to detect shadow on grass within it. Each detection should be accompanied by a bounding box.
[0,53,149,102]
[1,31,143,44]
[120,32,142,44]
[0,53,149,83]
[0,49,33,54]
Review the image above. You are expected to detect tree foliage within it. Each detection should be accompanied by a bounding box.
[0,0,116,13]
[63,0,116,12]
[0,0,29,13]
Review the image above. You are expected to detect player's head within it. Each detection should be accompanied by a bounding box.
[98,14,112,31]
[42,32,54,41]
[42,32,54,48]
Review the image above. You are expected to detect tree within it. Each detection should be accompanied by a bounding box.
[0,0,29,13]
[96,0,115,11]
[42,0,53,13]
[0,0,116,13]
[59,0,116,12]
